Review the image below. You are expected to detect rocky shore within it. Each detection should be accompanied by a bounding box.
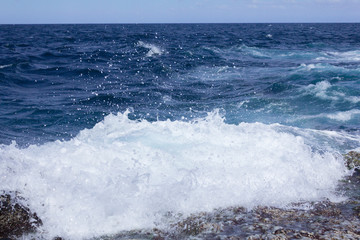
[0,191,42,239]
[107,202,360,239]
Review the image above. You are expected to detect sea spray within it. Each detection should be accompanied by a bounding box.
[0,110,351,239]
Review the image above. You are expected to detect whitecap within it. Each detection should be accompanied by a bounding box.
[240,45,270,58]
[0,64,12,69]
[302,80,360,103]
[137,41,163,57]
[298,63,323,71]
[348,96,360,103]
[326,109,360,121]
[294,109,360,122]
[327,50,360,62]
[303,80,337,100]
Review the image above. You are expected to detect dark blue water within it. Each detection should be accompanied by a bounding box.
[1,23,360,146]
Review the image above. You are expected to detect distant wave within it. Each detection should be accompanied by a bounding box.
[206,44,360,64]
[137,41,163,57]
[295,109,360,122]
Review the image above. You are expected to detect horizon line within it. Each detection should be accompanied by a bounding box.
[1,21,359,25]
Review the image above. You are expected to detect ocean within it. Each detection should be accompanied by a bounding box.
[0,23,360,239]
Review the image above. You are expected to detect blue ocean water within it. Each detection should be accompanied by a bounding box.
[1,24,360,145]
[1,24,360,239]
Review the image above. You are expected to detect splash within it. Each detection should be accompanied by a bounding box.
[0,110,352,239]
[137,41,163,57]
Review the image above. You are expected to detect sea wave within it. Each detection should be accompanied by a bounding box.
[206,44,360,66]
[0,110,354,239]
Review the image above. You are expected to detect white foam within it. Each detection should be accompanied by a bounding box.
[0,110,352,239]
[297,62,360,74]
[314,50,360,62]
[299,63,318,71]
[207,45,321,61]
[302,80,360,103]
[137,41,163,57]
[238,100,250,108]
[326,109,360,121]
[303,80,337,100]
[348,96,360,103]
[0,64,12,69]
[311,80,332,91]
[298,109,360,122]
[327,50,360,61]
[241,45,270,58]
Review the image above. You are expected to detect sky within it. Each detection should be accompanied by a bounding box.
[0,0,359,24]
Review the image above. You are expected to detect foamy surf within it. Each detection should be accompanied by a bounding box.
[0,110,353,239]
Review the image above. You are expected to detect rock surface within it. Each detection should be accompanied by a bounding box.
[0,191,42,239]
[344,151,360,170]
[105,197,360,240]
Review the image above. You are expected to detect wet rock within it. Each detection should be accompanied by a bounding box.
[0,191,42,238]
[298,230,316,238]
[174,212,223,236]
[310,201,341,217]
[171,202,360,239]
[344,151,360,170]
[273,226,286,235]
[354,206,360,218]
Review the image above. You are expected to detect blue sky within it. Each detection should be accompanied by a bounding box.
[0,0,359,24]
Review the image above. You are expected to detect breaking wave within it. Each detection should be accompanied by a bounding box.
[0,110,354,239]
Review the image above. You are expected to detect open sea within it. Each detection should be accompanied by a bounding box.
[1,23,360,239]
